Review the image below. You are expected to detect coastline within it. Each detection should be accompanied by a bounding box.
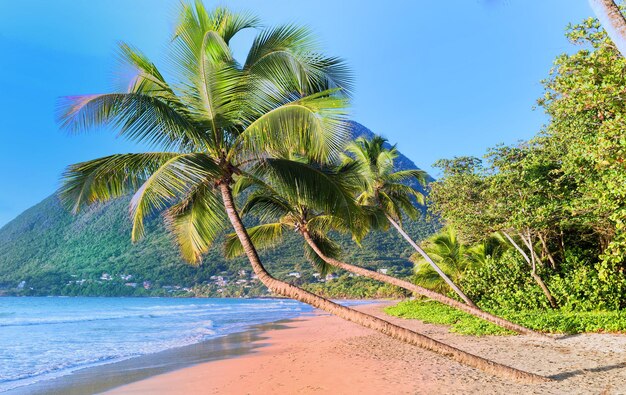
[7,318,298,395]
[106,303,626,395]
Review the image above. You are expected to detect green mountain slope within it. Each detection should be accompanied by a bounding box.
[0,122,437,296]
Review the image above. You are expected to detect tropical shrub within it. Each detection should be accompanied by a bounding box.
[458,251,626,312]
[459,252,553,311]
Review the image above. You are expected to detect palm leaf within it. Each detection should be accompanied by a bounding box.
[254,158,361,224]
[60,152,180,214]
[57,93,200,151]
[223,222,284,258]
[130,153,221,241]
[165,183,227,263]
[387,169,428,185]
[240,192,293,222]
[303,231,340,276]
[245,24,352,96]
[231,89,350,163]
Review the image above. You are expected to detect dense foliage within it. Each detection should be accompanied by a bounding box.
[417,15,626,322]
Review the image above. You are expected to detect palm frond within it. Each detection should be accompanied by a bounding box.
[174,2,259,45]
[385,182,425,206]
[413,262,449,292]
[57,93,200,151]
[245,24,352,96]
[231,89,350,163]
[130,153,221,241]
[60,152,181,214]
[254,158,361,225]
[170,2,256,82]
[306,214,350,234]
[165,183,227,263]
[223,222,284,258]
[387,169,428,185]
[303,231,341,276]
[412,227,473,291]
[240,192,293,222]
[116,42,179,101]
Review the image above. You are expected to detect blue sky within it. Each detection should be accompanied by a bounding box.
[0,0,592,226]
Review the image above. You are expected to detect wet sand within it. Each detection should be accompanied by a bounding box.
[107,303,626,395]
[10,321,294,395]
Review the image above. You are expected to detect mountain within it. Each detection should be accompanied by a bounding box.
[0,122,437,297]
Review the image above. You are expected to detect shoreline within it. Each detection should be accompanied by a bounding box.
[4,299,372,395]
[6,318,305,395]
[107,303,626,395]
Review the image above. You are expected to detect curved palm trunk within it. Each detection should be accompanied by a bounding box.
[219,183,547,383]
[301,230,550,338]
[589,0,626,58]
[385,215,476,307]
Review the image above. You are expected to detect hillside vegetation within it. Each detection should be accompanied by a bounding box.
[0,123,436,297]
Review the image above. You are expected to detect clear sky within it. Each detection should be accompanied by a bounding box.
[0,0,593,227]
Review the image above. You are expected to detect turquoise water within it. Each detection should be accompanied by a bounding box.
[0,297,314,392]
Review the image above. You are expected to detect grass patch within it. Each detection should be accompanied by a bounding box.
[385,299,626,336]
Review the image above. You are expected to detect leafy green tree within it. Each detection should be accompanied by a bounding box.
[539,15,626,271]
[429,157,497,244]
[56,2,537,379]
[429,149,562,309]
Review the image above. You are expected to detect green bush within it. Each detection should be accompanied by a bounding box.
[458,251,626,312]
[548,252,626,311]
[386,299,626,335]
[385,299,512,335]
[459,251,552,310]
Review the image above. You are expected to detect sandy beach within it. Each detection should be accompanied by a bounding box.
[107,302,626,395]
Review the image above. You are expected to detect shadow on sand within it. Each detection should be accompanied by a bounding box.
[549,362,626,381]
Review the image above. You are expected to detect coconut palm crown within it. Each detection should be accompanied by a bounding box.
[346,136,427,223]
[224,158,369,275]
[58,2,352,263]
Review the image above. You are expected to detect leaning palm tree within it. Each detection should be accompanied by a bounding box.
[56,2,546,381]
[346,136,477,307]
[226,158,547,337]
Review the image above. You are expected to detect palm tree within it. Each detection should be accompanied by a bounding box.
[56,2,546,381]
[345,136,477,307]
[414,228,473,293]
[413,228,506,292]
[589,0,626,58]
[227,159,547,337]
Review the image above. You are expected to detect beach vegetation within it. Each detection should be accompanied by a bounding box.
[221,138,542,335]
[386,299,626,335]
[394,14,626,336]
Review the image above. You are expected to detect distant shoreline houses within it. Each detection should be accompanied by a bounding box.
[6,265,391,297]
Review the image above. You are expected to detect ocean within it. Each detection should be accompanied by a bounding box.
[0,297,317,393]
